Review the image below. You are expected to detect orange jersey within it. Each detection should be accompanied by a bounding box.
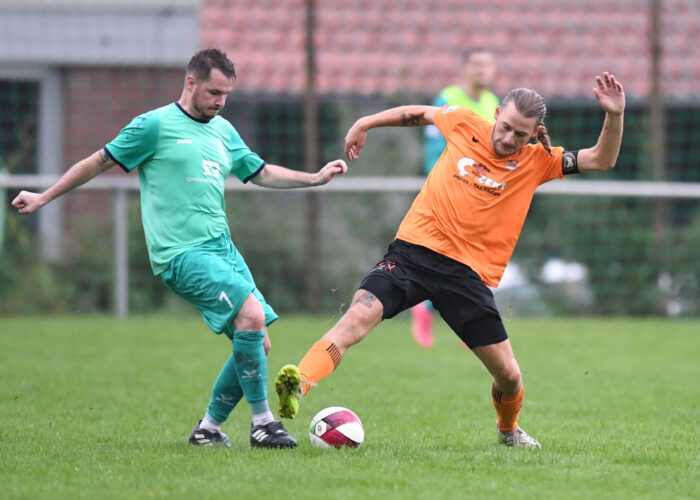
[396,105,566,287]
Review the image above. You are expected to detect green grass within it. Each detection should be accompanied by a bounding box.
[1,315,698,499]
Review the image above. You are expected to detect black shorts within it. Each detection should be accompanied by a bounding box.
[358,239,508,349]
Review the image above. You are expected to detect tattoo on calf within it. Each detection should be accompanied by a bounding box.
[353,291,378,308]
[400,113,422,127]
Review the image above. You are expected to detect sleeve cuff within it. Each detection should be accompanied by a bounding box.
[242,162,266,183]
[103,146,131,173]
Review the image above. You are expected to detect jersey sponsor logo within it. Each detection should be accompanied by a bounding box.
[476,175,507,191]
[177,138,193,144]
[506,160,518,171]
[202,160,221,178]
[454,156,507,196]
[186,176,220,185]
[457,157,475,176]
[457,157,491,176]
[187,160,224,185]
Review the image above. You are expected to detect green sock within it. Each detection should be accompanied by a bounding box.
[232,330,269,414]
[205,352,244,424]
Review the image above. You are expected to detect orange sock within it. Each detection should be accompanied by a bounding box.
[492,383,524,433]
[298,340,343,396]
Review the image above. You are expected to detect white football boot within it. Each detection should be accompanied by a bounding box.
[498,426,542,449]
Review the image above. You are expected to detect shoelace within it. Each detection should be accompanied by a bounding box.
[299,378,316,397]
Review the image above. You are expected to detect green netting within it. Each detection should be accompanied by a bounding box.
[0,5,698,317]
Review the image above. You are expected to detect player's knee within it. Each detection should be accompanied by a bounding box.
[233,295,266,331]
[348,294,383,327]
[323,305,376,352]
[496,366,522,394]
[348,306,380,340]
[234,310,266,332]
[342,307,375,336]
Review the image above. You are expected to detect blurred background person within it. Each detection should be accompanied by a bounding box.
[413,47,499,348]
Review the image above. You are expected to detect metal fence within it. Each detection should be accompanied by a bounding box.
[1,0,699,317]
[2,173,699,317]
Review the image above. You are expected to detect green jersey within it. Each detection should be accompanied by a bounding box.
[105,103,264,275]
[423,86,499,174]
[434,85,499,121]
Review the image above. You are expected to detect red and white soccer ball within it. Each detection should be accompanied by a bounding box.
[308,406,364,449]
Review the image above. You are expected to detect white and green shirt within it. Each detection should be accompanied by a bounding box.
[105,103,264,275]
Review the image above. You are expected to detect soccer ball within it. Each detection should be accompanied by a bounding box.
[308,406,364,449]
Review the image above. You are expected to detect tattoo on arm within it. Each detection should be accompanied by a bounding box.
[353,291,378,309]
[98,149,109,164]
[400,113,422,127]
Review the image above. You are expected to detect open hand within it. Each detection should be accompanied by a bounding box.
[344,120,367,160]
[593,72,625,115]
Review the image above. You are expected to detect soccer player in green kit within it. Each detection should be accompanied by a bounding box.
[12,48,348,449]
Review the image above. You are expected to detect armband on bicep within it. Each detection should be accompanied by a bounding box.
[562,150,580,175]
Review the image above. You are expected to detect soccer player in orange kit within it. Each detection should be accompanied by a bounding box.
[413,47,500,348]
[276,73,624,448]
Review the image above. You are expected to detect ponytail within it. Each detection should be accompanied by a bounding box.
[537,125,552,155]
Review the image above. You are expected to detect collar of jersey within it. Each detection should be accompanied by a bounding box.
[175,102,211,124]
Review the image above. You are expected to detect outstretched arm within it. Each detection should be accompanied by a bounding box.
[345,105,441,160]
[12,149,116,214]
[577,73,625,172]
[250,159,348,189]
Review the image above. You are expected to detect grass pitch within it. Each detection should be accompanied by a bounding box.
[1,315,698,499]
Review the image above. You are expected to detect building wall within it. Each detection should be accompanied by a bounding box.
[200,0,700,99]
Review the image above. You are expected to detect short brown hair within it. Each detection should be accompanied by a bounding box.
[462,47,493,63]
[186,48,236,82]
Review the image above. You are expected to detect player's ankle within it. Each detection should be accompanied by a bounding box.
[252,410,275,426]
[200,414,222,431]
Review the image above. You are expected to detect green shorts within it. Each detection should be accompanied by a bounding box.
[160,234,278,338]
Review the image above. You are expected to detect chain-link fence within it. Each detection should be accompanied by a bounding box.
[1,1,698,317]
